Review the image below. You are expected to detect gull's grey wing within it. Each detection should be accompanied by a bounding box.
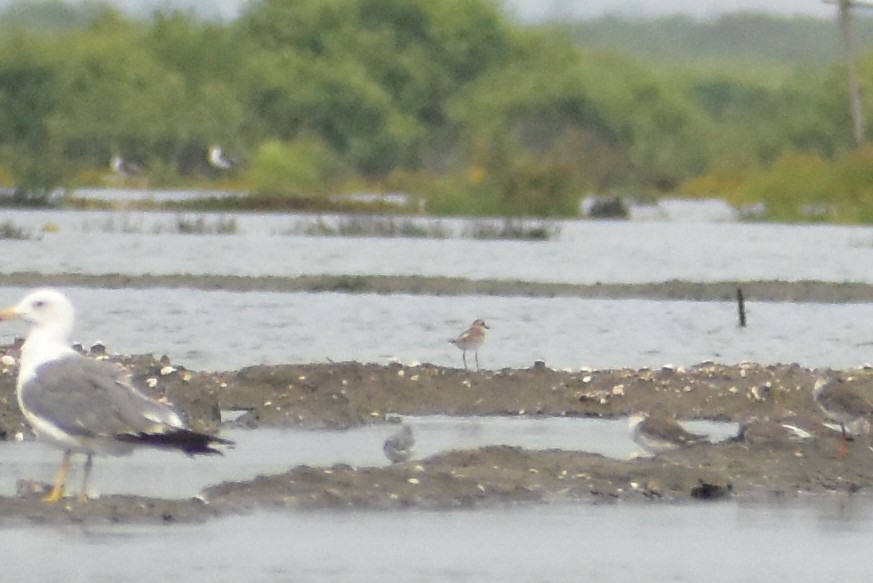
[19,355,185,439]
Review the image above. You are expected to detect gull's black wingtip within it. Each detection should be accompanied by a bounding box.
[118,430,235,455]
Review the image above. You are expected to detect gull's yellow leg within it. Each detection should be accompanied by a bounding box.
[43,450,72,503]
[77,454,93,503]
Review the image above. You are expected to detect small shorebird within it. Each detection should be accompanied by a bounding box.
[813,376,873,456]
[450,319,489,371]
[0,289,233,502]
[628,412,706,455]
[383,424,415,464]
[734,415,815,445]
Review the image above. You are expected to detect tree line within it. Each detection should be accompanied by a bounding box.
[0,0,870,219]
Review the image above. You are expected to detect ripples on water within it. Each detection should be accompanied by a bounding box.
[2,500,871,583]
[4,208,873,283]
[0,286,871,371]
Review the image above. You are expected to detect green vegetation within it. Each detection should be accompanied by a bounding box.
[3,1,873,222]
[565,13,873,65]
[1,0,109,32]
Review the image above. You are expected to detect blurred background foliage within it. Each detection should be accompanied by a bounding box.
[2,0,873,220]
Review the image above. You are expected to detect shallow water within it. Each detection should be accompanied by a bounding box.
[1,285,872,372]
[0,417,739,498]
[2,499,870,582]
[3,207,873,579]
[4,208,873,283]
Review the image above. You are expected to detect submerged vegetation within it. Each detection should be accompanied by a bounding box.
[279,215,560,240]
[71,212,558,240]
[462,218,560,241]
[79,214,238,235]
[1,2,873,222]
[172,215,238,235]
[285,215,450,239]
[0,220,32,240]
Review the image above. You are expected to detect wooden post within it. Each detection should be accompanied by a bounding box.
[737,287,747,328]
[826,0,873,146]
[839,0,865,145]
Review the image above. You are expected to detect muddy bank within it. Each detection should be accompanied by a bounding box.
[203,435,869,513]
[2,346,873,524]
[0,493,222,525]
[5,272,873,302]
[4,434,870,524]
[0,350,833,434]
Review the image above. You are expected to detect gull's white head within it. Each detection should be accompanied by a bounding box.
[0,288,75,342]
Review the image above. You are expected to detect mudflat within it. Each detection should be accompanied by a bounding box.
[0,344,871,524]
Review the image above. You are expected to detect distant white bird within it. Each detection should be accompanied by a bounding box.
[0,288,233,502]
[450,319,489,371]
[110,155,144,178]
[208,145,234,170]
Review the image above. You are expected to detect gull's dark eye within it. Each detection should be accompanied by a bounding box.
[33,300,45,309]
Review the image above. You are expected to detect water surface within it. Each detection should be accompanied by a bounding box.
[5,209,873,284]
[1,208,871,580]
[0,416,738,499]
[1,286,870,371]
[2,500,868,582]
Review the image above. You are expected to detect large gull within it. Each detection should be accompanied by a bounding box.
[0,289,232,502]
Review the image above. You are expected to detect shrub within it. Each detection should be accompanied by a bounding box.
[243,137,345,196]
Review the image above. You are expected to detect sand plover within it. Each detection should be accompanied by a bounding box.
[450,319,489,371]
